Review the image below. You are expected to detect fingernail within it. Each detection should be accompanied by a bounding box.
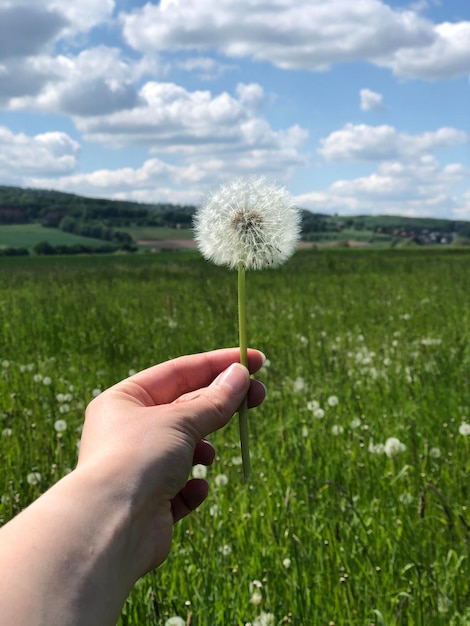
[213,363,248,394]
[259,351,267,366]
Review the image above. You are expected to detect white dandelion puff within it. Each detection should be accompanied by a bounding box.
[194,176,301,271]
[249,591,262,606]
[327,395,339,407]
[214,474,229,487]
[314,408,325,419]
[384,437,406,458]
[165,618,185,626]
[368,441,385,454]
[458,422,470,436]
[283,557,292,569]
[331,424,344,436]
[192,464,207,479]
[26,472,41,486]
[193,177,301,479]
[54,419,67,433]
[307,399,320,411]
[253,612,275,626]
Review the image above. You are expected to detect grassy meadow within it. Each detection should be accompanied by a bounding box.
[0,249,469,625]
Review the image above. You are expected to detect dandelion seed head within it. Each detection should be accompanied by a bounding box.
[458,422,470,436]
[249,591,262,606]
[384,436,406,458]
[214,473,228,487]
[165,618,185,626]
[194,177,300,270]
[192,464,207,479]
[54,419,67,433]
[26,472,41,486]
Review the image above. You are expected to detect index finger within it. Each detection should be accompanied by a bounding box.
[115,348,265,407]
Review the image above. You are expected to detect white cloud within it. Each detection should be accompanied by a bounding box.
[360,88,384,111]
[119,0,470,80]
[296,156,469,218]
[71,81,308,170]
[319,124,468,162]
[378,21,470,80]
[0,127,80,183]
[176,56,235,80]
[7,47,141,116]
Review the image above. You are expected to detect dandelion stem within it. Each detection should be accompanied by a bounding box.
[238,261,251,479]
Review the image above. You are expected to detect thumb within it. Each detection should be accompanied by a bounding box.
[172,362,250,439]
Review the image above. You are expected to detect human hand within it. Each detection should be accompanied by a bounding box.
[76,348,266,581]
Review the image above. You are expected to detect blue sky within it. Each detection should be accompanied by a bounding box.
[0,0,469,218]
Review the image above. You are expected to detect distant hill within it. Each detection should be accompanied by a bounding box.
[0,184,469,254]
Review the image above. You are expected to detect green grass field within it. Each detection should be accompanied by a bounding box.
[0,249,469,625]
[0,223,108,249]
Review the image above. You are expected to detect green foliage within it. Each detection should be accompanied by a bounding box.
[0,249,470,625]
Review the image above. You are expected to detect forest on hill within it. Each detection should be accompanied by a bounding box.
[0,184,469,255]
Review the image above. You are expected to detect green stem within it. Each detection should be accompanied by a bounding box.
[238,261,251,479]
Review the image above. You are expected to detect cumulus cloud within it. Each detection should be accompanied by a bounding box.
[0,4,67,60]
[377,21,470,80]
[296,156,469,218]
[0,127,80,184]
[7,47,141,116]
[71,81,308,167]
[122,0,434,71]
[319,124,468,162]
[119,0,470,80]
[360,88,384,111]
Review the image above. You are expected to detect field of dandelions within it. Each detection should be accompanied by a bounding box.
[0,249,469,626]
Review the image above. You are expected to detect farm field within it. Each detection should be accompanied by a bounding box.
[0,223,108,249]
[0,249,469,625]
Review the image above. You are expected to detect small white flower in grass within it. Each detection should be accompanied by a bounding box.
[2,428,12,437]
[399,492,413,505]
[54,419,67,433]
[283,557,291,569]
[301,425,309,438]
[254,612,275,626]
[293,376,305,393]
[314,408,325,419]
[231,455,243,466]
[194,176,300,479]
[58,403,70,414]
[384,437,406,458]
[429,447,441,458]
[33,374,43,383]
[192,464,207,479]
[2,360,10,368]
[27,472,41,486]
[214,473,228,487]
[307,399,319,411]
[165,617,185,626]
[249,591,262,606]
[459,422,470,436]
[220,544,232,556]
[350,417,361,429]
[42,376,52,386]
[91,388,101,398]
[368,441,385,454]
[331,425,344,436]
[327,395,339,407]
